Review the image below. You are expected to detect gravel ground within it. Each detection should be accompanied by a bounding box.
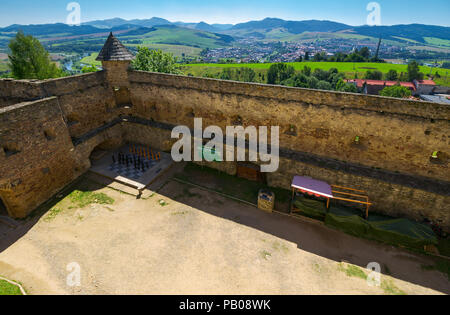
[0,179,448,295]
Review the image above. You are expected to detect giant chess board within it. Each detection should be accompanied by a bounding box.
[90,144,173,190]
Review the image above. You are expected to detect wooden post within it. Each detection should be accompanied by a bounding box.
[290,188,295,214]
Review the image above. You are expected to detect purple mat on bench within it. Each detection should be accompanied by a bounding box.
[291,176,333,198]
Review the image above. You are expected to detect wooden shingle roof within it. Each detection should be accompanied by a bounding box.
[96,33,135,61]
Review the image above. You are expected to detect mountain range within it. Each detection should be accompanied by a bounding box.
[0,17,449,53]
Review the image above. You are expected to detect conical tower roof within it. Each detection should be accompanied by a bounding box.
[96,32,135,61]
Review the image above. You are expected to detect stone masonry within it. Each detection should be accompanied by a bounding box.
[0,34,449,230]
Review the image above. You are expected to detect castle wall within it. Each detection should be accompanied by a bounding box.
[0,69,449,229]
[0,97,82,218]
[126,71,450,228]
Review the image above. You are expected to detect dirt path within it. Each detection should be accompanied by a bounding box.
[0,179,448,295]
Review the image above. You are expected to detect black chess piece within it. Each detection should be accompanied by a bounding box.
[112,155,116,164]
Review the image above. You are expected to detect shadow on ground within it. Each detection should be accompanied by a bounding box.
[156,165,450,294]
[1,162,449,294]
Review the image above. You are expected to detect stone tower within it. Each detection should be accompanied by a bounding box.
[96,32,135,87]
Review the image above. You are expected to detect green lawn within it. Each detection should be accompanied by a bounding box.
[0,279,23,295]
[80,53,101,67]
[182,62,450,86]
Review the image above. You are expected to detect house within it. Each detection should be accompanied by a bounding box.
[346,79,416,96]
[414,80,436,95]
[420,94,450,105]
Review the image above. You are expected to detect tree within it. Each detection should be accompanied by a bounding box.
[313,52,327,62]
[365,70,383,80]
[301,65,311,76]
[379,85,412,98]
[81,65,98,73]
[267,63,295,84]
[336,79,358,93]
[385,69,398,81]
[359,47,371,59]
[132,47,180,74]
[220,67,256,82]
[304,52,310,61]
[317,80,332,90]
[8,31,63,79]
[407,60,424,81]
[282,73,309,88]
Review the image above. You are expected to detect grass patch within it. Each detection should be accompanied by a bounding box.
[44,207,63,222]
[68,190,114,208]
[0,279,23,295]
[80,52,101,67]
[182,61,450,87]
[158,199,168,207]
[260,250,272,260]
[381,280,406,295]
[339,263,367,280]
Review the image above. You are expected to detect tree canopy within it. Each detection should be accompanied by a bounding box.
[407,60,424,81]
[8,31,63,80]
[379,85,412,98]
[267,63,295,84]
[132,47,181,74]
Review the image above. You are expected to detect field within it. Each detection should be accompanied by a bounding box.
[182,62,450,86]
[125,43,202,58]
[0,53,8,72]
[80,53,101,67]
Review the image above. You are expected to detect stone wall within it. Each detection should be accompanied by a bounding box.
[0,97,81,217]
[0,68,449,229]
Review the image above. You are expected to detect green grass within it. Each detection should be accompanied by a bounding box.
[182,61,450,87]
[0,59,9,72]
[424,37,450,48]
[338,263,367,280]
[338,263,406,295]
[80,53,101,67]
[127,26,230,50]
[68,190,114,208]
[183,61,438,75]
[0,279,23,295]
[381,280,406,295]
[44,207,63,222]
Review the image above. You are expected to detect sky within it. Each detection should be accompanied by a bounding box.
[0,0,449,27]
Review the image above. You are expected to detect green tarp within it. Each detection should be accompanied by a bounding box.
[293,196,327,220]
[324,205,438,249]
[294,196,438,249]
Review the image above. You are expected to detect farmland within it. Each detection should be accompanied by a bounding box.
[181,62,450,86]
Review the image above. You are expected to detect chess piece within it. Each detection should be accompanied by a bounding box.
[112,155,116,164]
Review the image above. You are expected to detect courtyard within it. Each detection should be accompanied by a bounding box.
[0,164,449,295]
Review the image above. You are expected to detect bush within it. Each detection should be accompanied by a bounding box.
[379,85,412,98]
